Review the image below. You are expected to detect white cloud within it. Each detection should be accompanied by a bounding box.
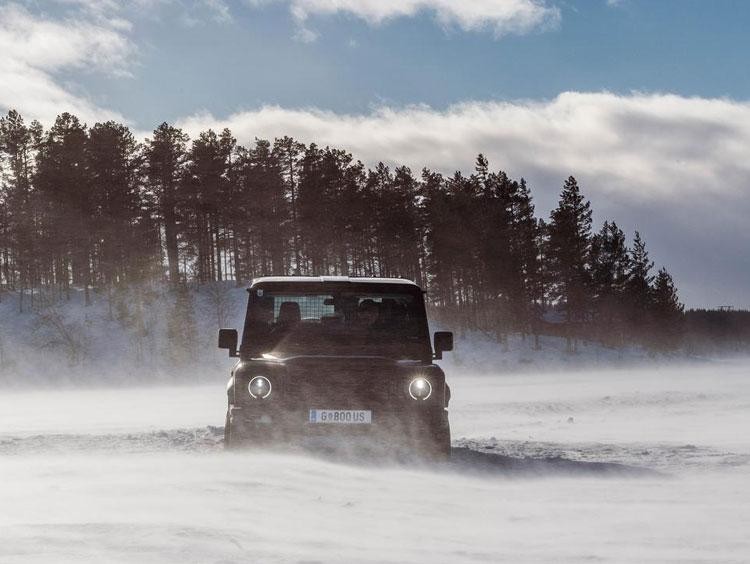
[250,0,560,40]
[177,92,750,202]
[0,3,133,73]
[293,25,319,43]
[176,92,750,307]
[201,0,233,22]
[0,2,133,124]
[178,0,235,26]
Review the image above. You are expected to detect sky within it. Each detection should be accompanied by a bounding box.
[1,0,749,308]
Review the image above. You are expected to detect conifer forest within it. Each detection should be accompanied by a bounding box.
[0,110,694,352]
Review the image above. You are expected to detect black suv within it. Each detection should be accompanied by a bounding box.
[219,276,453,458]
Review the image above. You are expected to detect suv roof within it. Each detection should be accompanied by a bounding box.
[249,276,419,287]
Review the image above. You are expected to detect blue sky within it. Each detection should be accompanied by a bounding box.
[67,0,750,128]
[1,0,750,308]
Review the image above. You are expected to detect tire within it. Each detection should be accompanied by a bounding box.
[419,414,451,461]
[431,430,451,461]
[224,412,263,449]
[435,413,452,460]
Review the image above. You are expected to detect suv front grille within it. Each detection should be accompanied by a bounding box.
[281,361,405,408]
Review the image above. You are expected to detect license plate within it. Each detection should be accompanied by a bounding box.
[309,409,372,424]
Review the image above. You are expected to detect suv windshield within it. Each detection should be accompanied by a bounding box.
[241,283,431,360]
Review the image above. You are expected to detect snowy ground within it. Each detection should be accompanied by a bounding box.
[1,362,749,563]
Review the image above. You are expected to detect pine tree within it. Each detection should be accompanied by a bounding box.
[297,143,327,274]
[479,168,515,337]
[183,129,233,283]
[422,168,454,308]
[532,217,550,349]
[547,176,593,351]
[34,113,91,303]
[273,136,305,273]
[651,267,683,351]
[321,148,357,275]
[145,123,189,286]
[510,177,541,335]
[446,170,483,324]
[590,221,629,346]
[369,163,422,280]
[624,230,654,340]
[0,110,37,308]
[86,121,144,290]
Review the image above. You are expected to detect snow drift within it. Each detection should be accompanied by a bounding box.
[1,364,749,562]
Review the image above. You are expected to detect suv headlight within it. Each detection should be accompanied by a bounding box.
[248,376,272,399]
[408,377,432,401]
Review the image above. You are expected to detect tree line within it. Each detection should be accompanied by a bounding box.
[0,110,683,351]
[683,309,750,353]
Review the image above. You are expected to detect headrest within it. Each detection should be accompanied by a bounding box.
[277,301,301,324]
[358,299,379,312]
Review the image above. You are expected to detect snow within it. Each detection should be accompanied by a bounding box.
[0,285,239,387]
[2,363,750,563]
[2,285,749,561]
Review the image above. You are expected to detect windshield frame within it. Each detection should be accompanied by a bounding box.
[240,281,433,361]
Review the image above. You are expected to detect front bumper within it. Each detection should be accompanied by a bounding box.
[227,404,448,449]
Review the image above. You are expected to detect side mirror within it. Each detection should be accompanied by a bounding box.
[218,328,238,357]
[433,331,453,360]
